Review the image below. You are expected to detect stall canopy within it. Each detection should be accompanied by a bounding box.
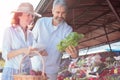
[34,0,120,50]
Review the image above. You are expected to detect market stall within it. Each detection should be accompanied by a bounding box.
[57,51,120,80]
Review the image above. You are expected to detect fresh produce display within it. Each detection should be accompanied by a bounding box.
[57,32,84,52]
[57,53,120,80]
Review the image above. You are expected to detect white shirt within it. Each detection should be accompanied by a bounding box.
[32,17,73,74]
[2,26,35,69]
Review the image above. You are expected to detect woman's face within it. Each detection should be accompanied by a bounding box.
[52,5,67,25]
[19,12,33,27]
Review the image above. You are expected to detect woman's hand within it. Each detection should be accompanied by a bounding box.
[25,47,39,55]
[65,45,78,59]
[27,47,48,56]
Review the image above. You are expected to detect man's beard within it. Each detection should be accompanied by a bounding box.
[55,17,65,24]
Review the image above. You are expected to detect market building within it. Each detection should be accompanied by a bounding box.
[0,0,120,80]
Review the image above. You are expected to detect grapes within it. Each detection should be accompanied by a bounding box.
[29,69,46,76]
[29,70,37,75]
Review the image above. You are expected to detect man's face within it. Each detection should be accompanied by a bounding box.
[52,5,67,25]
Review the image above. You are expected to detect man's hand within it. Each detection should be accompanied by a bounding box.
[65,45,78,59]
[39,50,48,56]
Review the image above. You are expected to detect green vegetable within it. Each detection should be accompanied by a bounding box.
[57,32,84,52]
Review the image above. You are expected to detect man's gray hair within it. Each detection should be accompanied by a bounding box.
[52,0,68,10]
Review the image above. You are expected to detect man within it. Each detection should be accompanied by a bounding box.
[32,0,78,80]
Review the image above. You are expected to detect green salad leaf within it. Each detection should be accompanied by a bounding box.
[57,32,84,52]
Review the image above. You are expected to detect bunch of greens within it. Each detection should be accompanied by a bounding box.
[57,32,84,52]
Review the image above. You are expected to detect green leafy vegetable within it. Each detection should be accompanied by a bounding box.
[57,32,84,52]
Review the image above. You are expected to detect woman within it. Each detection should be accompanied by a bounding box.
[2,2,39,80]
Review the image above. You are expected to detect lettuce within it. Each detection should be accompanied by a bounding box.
[57,32,84,52]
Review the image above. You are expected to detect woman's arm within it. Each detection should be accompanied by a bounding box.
[7,47,29,59]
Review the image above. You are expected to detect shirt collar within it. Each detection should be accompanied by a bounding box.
[14,25,31,34]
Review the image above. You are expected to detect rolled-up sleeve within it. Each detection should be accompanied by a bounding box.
[2,28,12,61]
